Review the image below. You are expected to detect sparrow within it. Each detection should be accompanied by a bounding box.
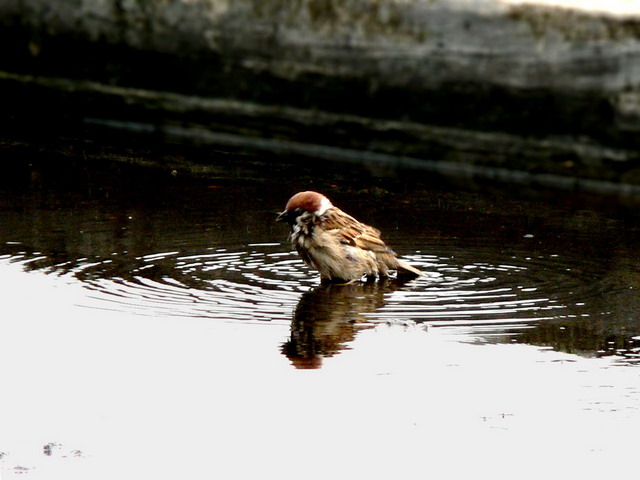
[276,191,423,283]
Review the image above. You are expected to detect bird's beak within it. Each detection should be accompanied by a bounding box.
[275,210,288,222]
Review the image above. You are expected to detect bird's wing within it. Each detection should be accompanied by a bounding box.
[320,208,391,254]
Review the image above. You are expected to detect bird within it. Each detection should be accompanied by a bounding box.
[276,191,423,283]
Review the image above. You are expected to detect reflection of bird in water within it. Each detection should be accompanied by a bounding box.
[282,280,409,369]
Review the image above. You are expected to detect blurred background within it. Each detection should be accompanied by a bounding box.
[2,0,640,194]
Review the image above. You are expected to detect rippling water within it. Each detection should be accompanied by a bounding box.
[34,246,603,333]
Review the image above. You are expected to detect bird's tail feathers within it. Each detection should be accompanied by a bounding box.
[396,260,423,278]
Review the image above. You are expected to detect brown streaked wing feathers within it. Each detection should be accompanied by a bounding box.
[320,208,391,254]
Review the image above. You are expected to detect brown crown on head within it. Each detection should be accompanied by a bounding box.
[285,191,328,213]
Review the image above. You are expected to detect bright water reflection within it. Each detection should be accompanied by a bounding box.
[1,143,640,478]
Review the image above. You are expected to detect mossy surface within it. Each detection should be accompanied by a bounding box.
[508,3,640,42]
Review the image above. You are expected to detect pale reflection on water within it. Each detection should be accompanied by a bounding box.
[1,144,640,478]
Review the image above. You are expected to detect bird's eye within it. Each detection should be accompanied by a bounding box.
[279,209,302,224]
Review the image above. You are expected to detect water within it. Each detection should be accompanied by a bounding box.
[1,141,640,479]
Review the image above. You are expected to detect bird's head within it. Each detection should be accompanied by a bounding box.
[276,191,333,225]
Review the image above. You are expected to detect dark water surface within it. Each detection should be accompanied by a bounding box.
[1,141,639,478]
